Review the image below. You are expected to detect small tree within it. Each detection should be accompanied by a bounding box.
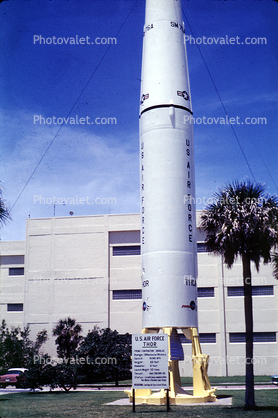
[200,181,278,410]
[0,321,42,372]
[53,317,82,359]
[0,321,48,389]
[52,318,83,391]
[78,327,131,385]
[0,321,23,371]
[24,330,49,390]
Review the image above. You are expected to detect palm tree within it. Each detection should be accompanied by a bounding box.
[0,185,11,227]
[53,317,82,359]
[200,181,278,410]
[272,252,278,280]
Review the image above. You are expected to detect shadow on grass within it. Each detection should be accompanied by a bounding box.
[253,406,278,412]
[26,391,78,395]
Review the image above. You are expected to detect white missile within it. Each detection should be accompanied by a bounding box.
[140,0,198,329]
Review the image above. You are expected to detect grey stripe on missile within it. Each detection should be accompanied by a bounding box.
[140,104,193,117]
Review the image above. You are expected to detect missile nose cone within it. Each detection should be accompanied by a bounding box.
[140,0,192,115]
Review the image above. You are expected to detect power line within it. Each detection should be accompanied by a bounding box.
[181,3,256,183]
[10,0,140,213]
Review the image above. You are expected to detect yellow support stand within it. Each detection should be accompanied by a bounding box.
[125,327,216,404]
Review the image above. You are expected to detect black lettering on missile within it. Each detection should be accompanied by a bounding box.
[141,94,149,105]
[170,21,185,33]
[141,145,145,245]
[184,278,196,286]
[142,280,149,287]
[177,91,190,101]
[170,21,179,28]
[143,24,154,36]
[185,138,194,243]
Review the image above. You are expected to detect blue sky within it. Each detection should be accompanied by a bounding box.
[1,0,277,241]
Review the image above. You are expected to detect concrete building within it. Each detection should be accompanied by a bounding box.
[0,212,277,376]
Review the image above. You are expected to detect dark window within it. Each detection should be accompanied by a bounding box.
[179,333,216,344]
[112,290,142,300]
[197,242,209,253]
[197,287,214,298]
[228,286,274,297]
[7,303,23,312]
[113,246,141,256]
[227,287,244,297]
[9,267,24,276]
[252,286,274,296]
[109,231,140,245]
[229,332,276,343]
[200,333,217,343]
[1,255,24,265]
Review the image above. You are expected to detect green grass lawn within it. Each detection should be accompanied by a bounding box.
[0,389,277,418]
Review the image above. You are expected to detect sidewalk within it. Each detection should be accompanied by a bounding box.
[1,383,276,396]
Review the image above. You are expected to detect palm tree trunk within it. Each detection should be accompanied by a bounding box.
[242,254,255,409]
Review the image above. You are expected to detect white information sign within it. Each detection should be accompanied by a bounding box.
[132,333,169,389]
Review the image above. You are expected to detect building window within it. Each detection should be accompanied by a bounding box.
[7,303,23,312]
[197,287,214,298]
[197,242,209,253]
[113,246,141,256]
[9,267,24,276]
[252,286,274,296]
[227,286,274,297]
[229,332,276,343]
[200,333,217,343]
[179,333,216,344]
[112,290,142,300]
[1,255,24,265]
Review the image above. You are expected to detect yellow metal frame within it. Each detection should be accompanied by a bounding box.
[126,327,216,404]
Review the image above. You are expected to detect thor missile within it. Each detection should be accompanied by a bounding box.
[140,0,198,329]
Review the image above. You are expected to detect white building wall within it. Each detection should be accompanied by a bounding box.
[0,241,25,329]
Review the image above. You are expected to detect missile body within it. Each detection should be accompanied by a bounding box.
[140,0,198,329]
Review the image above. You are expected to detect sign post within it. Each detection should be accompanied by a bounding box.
[132,333,169,411]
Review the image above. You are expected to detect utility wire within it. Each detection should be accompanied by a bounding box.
[182,4,277,193]
[181,3,256,183]
[10,0,140,213]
